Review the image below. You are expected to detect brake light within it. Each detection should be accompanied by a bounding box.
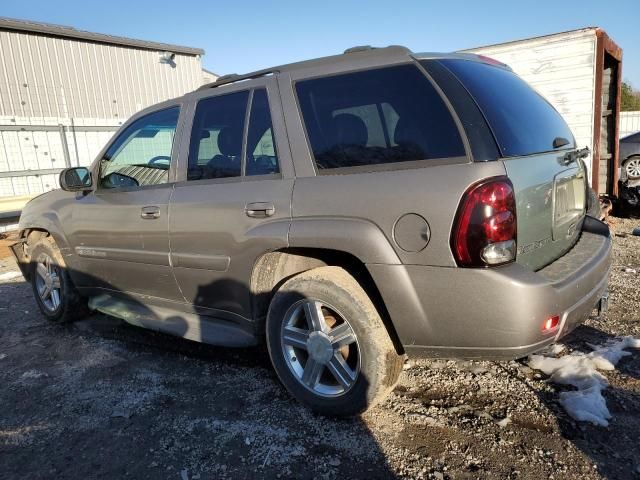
[477,55,510,69]
[452,177,517,267]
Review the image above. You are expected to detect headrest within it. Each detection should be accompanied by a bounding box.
[393,117,422,146]
[217,126,243,156]
[331,113,368,147]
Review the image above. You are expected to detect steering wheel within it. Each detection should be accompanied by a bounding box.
[148,155,171,166]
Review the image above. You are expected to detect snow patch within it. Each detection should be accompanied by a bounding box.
[529,337,640,427]
[0,271,22,281]
[20,369,48,379]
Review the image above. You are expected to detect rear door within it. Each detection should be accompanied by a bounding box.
[66,103,184,300]
[169,78,294,321]
[430,59,587,270]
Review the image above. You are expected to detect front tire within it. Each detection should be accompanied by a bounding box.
[29,236,89,323]
[266,266,403,416]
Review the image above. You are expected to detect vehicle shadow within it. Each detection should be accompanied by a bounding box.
[0,259,399,479]
[7,251,639,479]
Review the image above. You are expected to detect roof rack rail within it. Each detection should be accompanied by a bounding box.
[343,45,411,55]
[198,67,279,90]
[343,45,374,54]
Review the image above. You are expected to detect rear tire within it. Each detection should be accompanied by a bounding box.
[266,266,403,416]
[29,236,89,323]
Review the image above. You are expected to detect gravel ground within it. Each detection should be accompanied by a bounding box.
[0,218,639,480]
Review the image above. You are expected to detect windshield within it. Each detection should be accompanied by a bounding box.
[434,59,575,157]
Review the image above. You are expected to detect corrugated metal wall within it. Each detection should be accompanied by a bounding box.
[0,28,202,118]
[0,28,203,201]
[465,29,598,183]
[620,111,640,138]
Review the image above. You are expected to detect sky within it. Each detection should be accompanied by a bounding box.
[1,0,639,86]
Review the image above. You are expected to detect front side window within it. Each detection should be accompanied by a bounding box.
[100,107,180,189]
[295,64,465,170]
[188,91,249,180]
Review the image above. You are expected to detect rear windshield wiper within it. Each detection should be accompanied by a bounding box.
[561,146,590,166]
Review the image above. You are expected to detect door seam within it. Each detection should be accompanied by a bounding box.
[167,183,189,303]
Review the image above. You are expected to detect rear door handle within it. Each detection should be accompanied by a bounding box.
[141,206,161,219]
[245,202,275,218]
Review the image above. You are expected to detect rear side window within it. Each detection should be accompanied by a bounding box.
[296,64,465,170]
[188,91,249,180]
[438,59,575,157]
[246,89,279,176]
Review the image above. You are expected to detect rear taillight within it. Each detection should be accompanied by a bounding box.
[452,177,517,267]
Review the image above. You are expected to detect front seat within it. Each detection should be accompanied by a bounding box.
[206,126,242,178]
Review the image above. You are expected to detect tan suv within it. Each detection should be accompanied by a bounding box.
[12,46,611,415]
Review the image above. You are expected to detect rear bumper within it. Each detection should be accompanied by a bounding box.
[369,229,612,360]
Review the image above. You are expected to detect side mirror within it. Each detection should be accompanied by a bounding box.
[59,167,92,192]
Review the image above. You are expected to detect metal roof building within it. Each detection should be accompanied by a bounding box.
[0,17,205,216]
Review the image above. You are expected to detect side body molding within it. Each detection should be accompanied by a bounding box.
[288,217,401,265]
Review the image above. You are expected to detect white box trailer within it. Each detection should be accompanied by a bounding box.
[464,28,623,197]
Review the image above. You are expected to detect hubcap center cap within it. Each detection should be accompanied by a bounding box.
[307,331,333,364]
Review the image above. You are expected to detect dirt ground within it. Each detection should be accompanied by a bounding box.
[0,236,14,259]
[0,218,639,480]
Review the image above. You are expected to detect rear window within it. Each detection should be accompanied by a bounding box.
[438,59,575,157]
[295,64,465,171]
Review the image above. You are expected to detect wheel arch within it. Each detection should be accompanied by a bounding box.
[251,247,405,355]
[11,228,52,281]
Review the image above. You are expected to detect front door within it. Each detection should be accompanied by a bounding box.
[169,83,293,322]
[67,104,184,301]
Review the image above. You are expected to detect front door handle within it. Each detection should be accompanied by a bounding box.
[141,206,161,219]
[245,202,275,218]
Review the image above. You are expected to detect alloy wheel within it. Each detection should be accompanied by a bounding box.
[34,253,62,312]
[281,299,360,397]
[625,157,640,179]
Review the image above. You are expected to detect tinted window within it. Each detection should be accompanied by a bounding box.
[246,89,279,176]
[296,64,465,170]
[100,107,179,189]
[188,91,249,180]
[439,59,575,157]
